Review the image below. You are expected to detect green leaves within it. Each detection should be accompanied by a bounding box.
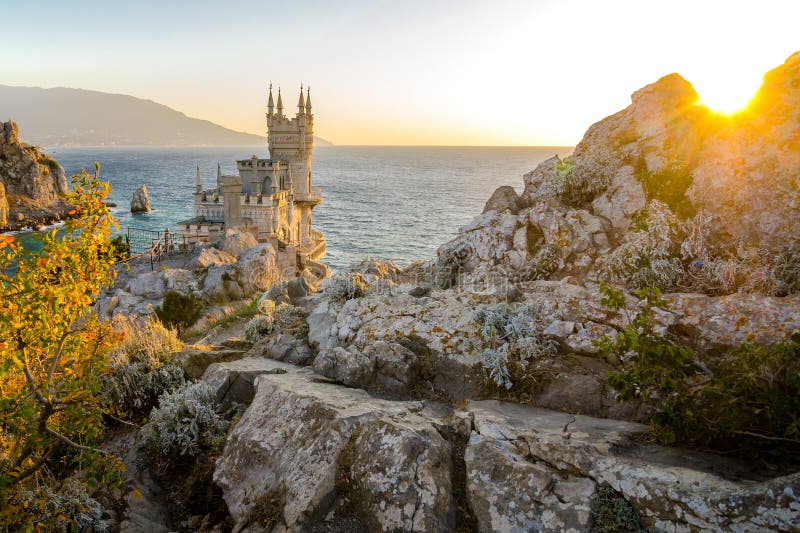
[1,166,125,527]
[596,283,800,464]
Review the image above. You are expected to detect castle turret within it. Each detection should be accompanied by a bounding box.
[276,87,284,117]
[305,86,312,115]
[267,84,274,117]
[195,164,202,193]
[297,84,305,116]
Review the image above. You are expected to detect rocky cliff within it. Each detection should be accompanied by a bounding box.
[0,120,69,230]
[109,52,800,532]
[438,51,800,296]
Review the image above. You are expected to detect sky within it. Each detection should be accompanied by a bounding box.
[1,0,799,146]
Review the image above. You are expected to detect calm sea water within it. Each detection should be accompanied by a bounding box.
[33,146,572,270]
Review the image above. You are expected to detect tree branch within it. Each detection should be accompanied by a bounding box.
[733,430,800,444]
[43,425,108,455]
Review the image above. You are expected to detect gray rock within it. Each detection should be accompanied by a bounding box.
[130,184,151,213]
[127,271,166,299]
[466,400,800,532]
[201,357,295,406]
[188,247,237,270]
[260,333,314,365]
[306,299,339,352]
[285,276,310,301]
[408,284,431,298]
[235,243,279,295]
[482,185,524,214]
[543,319,576,339]
[213,367,456,532]
[313,341,422,396]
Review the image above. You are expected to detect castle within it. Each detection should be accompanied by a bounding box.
[179,85,325,268]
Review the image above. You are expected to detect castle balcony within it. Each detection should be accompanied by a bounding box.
[295,187,323,205]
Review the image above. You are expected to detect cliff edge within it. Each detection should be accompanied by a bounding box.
[0,120,69,230]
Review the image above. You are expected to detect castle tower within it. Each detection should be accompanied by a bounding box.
[267,85,314,199]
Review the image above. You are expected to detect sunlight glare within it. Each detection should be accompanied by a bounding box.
[695,72,762,115]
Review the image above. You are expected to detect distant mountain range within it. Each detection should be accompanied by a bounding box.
[0,85,332,147]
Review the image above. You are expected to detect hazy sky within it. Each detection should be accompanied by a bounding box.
[2,0,798,145]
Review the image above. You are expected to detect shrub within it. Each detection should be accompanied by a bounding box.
[549,153,614,208]
[244,314,274,343]
[5,479,113,532]
[273,303,309,336]
[326,272,370,302]
[431,242,472,289]
[0,167,124,526]
[590,482,650,533]
[600,201,685,291]
[773,243,800,296]
[595,283,800,463]
[102,315,185,419]
[144,381,230,458]
[103,361,185,419]
[475,302,558,393]
[110,235,130,262]
[634,157,694,218]
[109,314,183,368]
[155,290,203,333]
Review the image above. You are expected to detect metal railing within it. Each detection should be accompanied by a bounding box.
[119,227,192,270]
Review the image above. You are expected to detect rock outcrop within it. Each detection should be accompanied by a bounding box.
[116,52,800,532]
[130,184,151,213]
[0,120,69,230]
[435,51,800,297]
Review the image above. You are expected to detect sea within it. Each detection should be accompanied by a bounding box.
[19,146,573,271]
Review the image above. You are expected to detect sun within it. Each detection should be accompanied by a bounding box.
[695,74,762,115]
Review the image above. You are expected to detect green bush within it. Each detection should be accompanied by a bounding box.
[596,283,800,463]
[155,291,203,333]
[110,235,130,262]
[634,157,695,218]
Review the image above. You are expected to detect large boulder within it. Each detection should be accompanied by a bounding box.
[482,185,524,214]
[235,243,279,295]
[213,367,457,531]
[188,247,237,270]
[218,227,257,257]
[313,340,422,396]
[130,184,151,213]
[466,400,800,532]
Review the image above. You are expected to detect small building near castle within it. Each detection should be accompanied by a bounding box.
[179,85,325,269]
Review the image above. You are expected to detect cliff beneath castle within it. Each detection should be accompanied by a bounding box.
[0,120,69,231]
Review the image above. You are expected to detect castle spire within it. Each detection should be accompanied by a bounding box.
[297,83,305,115]
[305,86,312,115]
[216,162,221,189]
[267,83,274,116]
[276,87,284,116]
[195,164,202,193]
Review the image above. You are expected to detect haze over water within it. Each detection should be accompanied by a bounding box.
[47,146,572,270]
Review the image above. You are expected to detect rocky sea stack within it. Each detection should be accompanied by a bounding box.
[0,120,69,230]
[130,183,151,213]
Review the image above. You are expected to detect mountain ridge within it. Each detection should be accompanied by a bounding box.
[0,84,332,147]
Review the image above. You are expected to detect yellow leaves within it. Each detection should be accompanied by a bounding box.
[0,235,14,248]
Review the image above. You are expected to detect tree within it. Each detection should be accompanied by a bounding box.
[0,165,124,527]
